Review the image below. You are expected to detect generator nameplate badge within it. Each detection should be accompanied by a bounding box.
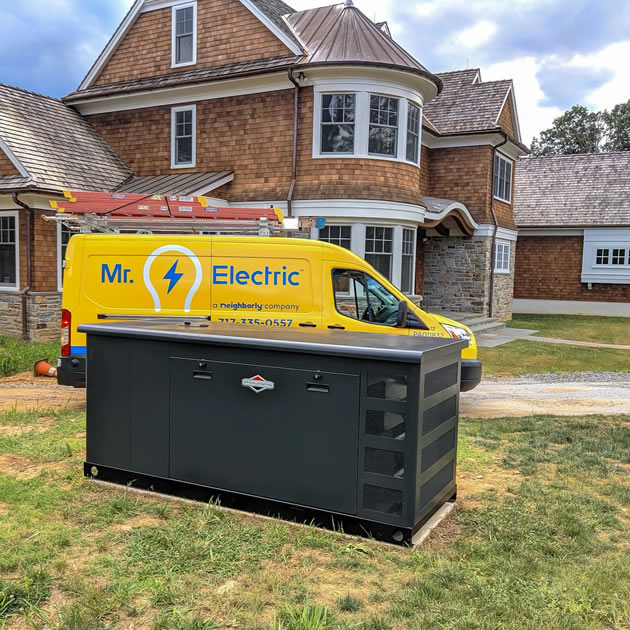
[242,374,275,394]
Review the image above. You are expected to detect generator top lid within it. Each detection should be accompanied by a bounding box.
[78,320,467,363]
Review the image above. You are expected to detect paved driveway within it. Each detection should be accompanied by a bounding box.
[461,372,630,417]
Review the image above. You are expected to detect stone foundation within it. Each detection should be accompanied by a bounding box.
[0,291,61,342]
[422,236,491,314]
[422,235,514,320]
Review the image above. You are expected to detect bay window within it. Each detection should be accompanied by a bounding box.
[314,88,422,165]
[0,213,18,289]
[321,94,355,154]
[318,225,352,249]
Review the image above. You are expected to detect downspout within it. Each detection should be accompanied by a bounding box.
[12,193,32,340]
[488,134,508,318]
[287,68,301,218]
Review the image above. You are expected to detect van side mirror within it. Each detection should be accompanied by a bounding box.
[396,300,409,328]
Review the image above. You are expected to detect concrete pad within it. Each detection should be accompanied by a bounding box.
[501,328,539,337]
[476,334,518,348]
[412,502,456,546]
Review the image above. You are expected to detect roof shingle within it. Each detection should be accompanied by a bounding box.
[0,84,131,193]
[514,152,630,227]
[423,69,512,135]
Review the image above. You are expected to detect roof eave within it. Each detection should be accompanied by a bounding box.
[301,61,443,95]
[423,126,529,153]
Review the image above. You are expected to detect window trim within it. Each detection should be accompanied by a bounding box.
[494,239,511,274]
[0,210,19,291]
[57,223,74,291]
[400,227,416,294]
[171,104,196,169]
[406,102,421,164]
[171,2,197,68]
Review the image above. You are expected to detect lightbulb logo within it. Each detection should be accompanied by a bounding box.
[143,245,202,313]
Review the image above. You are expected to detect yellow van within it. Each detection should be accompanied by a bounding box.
[58,235,482,391]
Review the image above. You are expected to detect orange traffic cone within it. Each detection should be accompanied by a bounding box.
[34,358,57,378]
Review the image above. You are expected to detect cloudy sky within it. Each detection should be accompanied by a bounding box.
[1,0,629,143]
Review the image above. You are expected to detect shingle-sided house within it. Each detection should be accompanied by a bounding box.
[0,0,528,341]
[513,152,630,316]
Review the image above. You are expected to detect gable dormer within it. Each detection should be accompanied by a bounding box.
[83,0,303,88]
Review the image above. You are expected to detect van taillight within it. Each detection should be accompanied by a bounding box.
[61,309,71,357]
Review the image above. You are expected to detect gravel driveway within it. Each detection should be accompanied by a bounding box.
[461,372,630,417]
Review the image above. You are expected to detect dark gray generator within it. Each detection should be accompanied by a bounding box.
[79,321,466,544]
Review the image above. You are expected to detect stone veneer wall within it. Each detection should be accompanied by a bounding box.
[491,243,516,322]
[422,236,492,315]
[0,292,61,342]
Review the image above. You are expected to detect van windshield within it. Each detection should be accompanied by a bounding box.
[333,270,401,325]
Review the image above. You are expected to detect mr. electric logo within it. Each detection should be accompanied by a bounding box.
[100,247,303,313]
[241,375,275,394]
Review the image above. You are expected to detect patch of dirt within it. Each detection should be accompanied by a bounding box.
[457,465,522,508]
[0,453,67,480]
[112,514,163,532]
[0,501,8,515]
[0,372,85,412]
[0,415,54,437]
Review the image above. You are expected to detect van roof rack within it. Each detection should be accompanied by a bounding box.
[43,191,320,237]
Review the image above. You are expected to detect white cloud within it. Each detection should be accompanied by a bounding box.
[483,56,563,145]
[450,19,498,50]
[566,42,630,112]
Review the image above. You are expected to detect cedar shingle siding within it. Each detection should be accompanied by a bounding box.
[94,0,293,86]
[497,97,515,138]
[87,90,295,202]
[514,236,630,302]
[0,150,19,176]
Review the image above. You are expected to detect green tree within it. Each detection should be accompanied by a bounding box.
[530,105,604,156]
[603,99,630,151]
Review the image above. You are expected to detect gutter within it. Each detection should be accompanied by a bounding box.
[286,68,301,218]
[488,135,508,319]
[12,193,32,340]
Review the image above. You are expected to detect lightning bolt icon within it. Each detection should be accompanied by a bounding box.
[164,260,184,294]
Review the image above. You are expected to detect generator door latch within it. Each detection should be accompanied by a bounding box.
[193,371,213,381]
[307,383,329,393]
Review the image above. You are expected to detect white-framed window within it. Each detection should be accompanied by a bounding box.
[493,153,513,203]
[321,94,356,154]
[57,224,73,291]
[401,228,416,294]
[171,105,196,168]
[368,95,399,157]
[0,211,19,290]
[406,103,421,164]
[365,226,394,281]
[318,225,352,249]
[313,85,422,166]
[494,240,511,273]
[172,2,197,67]
[594,247,629,267]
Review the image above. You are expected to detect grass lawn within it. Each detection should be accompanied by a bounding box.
[0,408,629,629]
[509,313,630,345]
[479,339,630,376]
[0,337,61,378]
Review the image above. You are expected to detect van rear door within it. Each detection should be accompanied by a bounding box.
[211,239,322,329]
